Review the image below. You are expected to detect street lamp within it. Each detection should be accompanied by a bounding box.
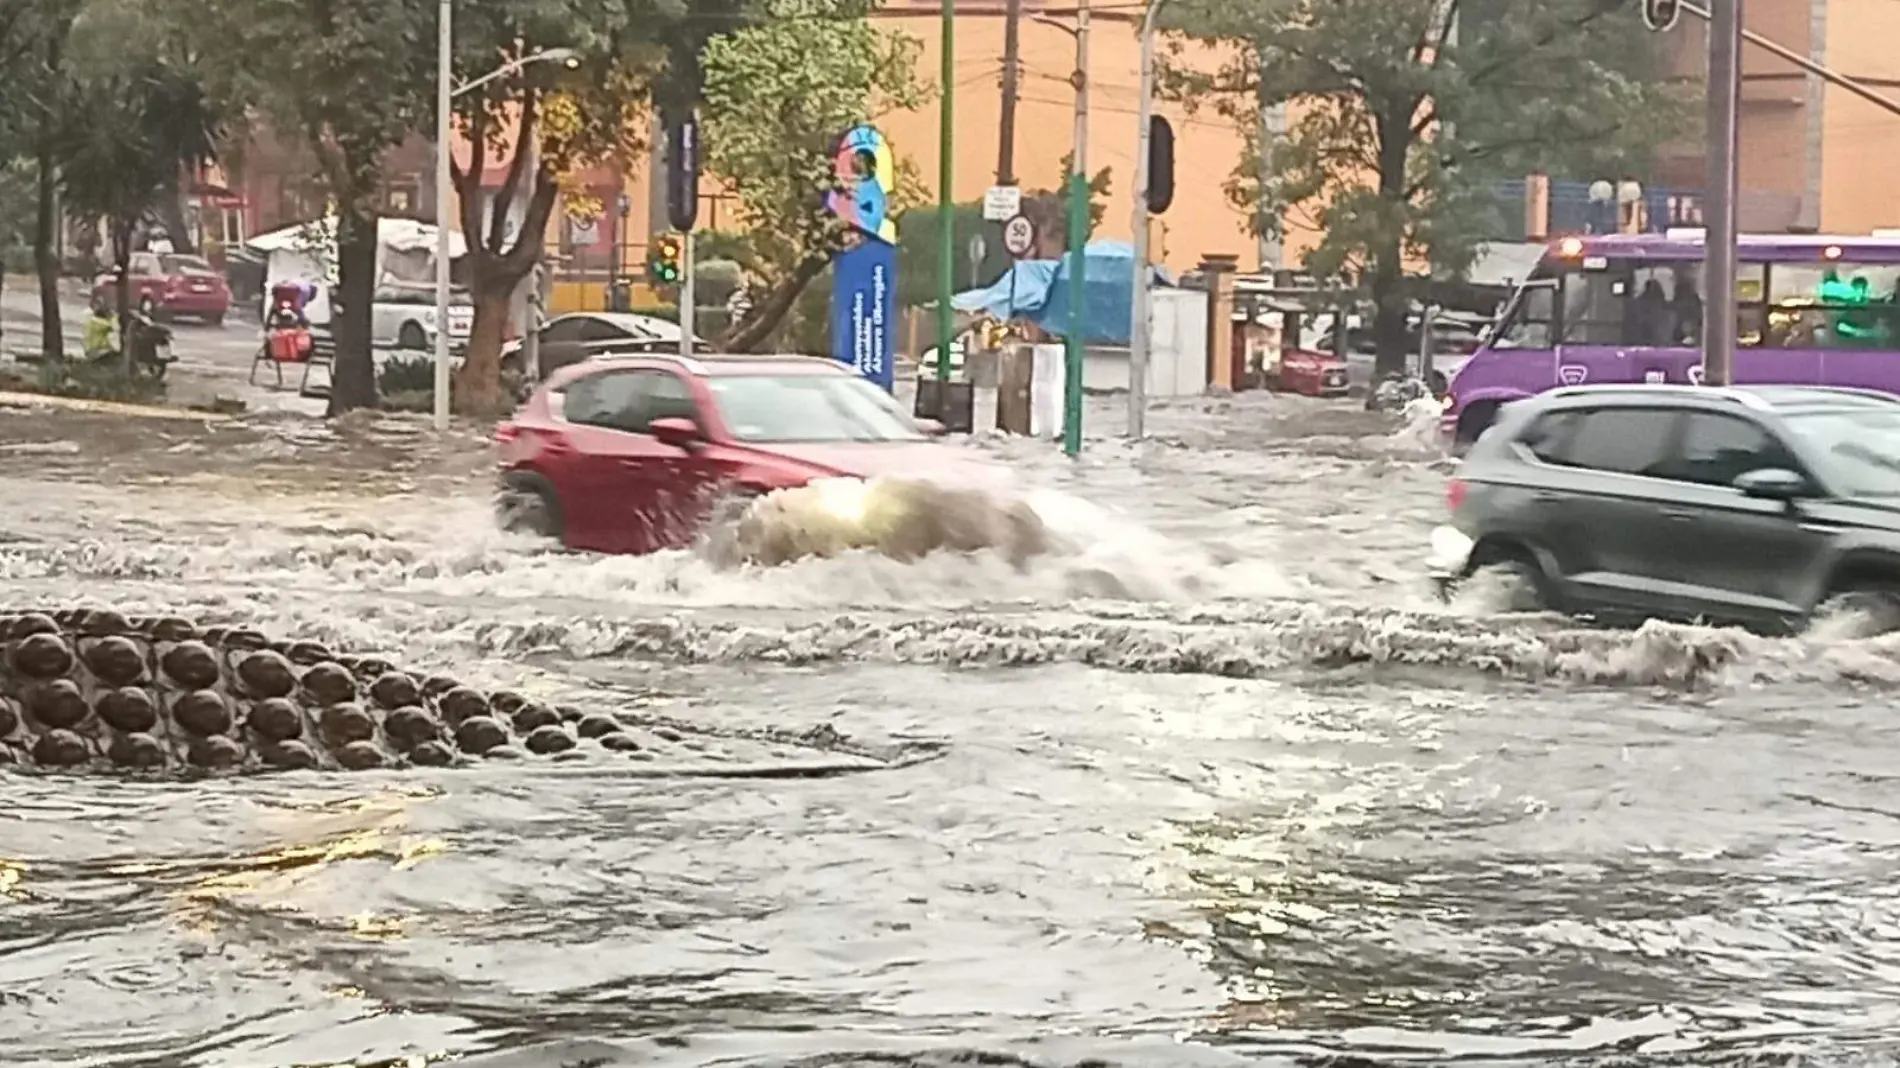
[1030,6,1090,458]
[432,25,582,432]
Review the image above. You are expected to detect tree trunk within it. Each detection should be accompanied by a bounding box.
[1369,242,1409,379]
[157,181,195,255]
[32,138,61,361]
[452,281,514,417]
[718,252,831,353]
[326,205,380,416]
[1371,108,1413,379]
[112,219,132,376]
[449,120,558,418]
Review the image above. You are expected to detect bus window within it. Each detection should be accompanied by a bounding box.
[1559,266,1631,345]
[1492,279,1555,349]
[1629,266,1684,345]
[1765,263,1900,348]
[1735,262,1765,347]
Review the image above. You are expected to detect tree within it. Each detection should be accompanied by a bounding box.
[1161,0,1682,376]
[65,0,217,253]
[700,0,927,352]
[3,0,81,360]
[190,0,434,414]
[443,0,665,417]
[53,58,218,370]
[1020,153,1109,259]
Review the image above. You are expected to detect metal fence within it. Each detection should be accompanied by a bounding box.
[1482,179,1804,240]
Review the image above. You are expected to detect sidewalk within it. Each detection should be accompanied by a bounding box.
[0,388,236,422]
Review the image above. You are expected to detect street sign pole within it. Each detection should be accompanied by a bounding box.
[1704,0,1740,386]
[680,230,695,357]
[1003,214,1034,333]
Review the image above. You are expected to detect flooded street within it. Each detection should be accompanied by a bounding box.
[4,392,1900,1068]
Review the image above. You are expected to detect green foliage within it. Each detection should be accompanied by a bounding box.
[0,157,32,263]
[895,202,1010,308]
[194,0,430,214]
[2,0,82,359]
[186,0,438,412]
[1038,152,1110,241]
[694,229,755,267]
[700,0,928,348]
[376,353,436,396]
[0,358,168,404]
[54,61,217,280]
[693,257,743,308]
[1161,0,1684,370]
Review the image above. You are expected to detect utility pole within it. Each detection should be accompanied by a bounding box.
[521,133,542,382]
[936,0,956,386]
[1703,0,1740,386]
[997,0,1022,184]
[1062,0,1089,457]
[432,0,453,432]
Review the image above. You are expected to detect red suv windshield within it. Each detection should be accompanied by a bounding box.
[705,374,925,443]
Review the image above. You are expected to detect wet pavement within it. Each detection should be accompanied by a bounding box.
[3,391,1900,1068]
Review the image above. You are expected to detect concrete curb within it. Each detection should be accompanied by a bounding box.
[0,390,233,422]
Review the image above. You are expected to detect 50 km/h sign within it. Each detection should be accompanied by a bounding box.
[1642,0,1681,31]
[1002,214,1036,258]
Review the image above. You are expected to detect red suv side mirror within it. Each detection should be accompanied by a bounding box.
[649,416,700,449]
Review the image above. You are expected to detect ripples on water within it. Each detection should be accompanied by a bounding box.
[3,396,1900,1067]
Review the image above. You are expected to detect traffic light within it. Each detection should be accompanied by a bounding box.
[666,113,700,233]
[1146,116,1174,214]
[648,233,683,285]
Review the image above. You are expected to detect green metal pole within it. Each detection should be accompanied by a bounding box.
[935,0,954,384]
[1062,170,1084,457]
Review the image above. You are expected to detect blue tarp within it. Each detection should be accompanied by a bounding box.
[951,240,1172,345]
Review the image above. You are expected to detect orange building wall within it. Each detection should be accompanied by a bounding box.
[451,13,1304,279]
[871,10,1268,273]
[1819,0,1900,232]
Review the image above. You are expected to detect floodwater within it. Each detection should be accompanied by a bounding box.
[3,392,1900,1068]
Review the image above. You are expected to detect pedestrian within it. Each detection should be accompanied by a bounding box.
[83,304,117,360]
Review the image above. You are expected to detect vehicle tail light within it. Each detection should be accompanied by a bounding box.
[494,423,518,445]
[1447,478,1468,512]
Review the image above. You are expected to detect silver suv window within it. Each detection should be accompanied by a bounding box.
[1541,407,1676,476]
[1651,412,1800,487]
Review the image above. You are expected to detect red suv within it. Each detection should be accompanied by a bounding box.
[91,251,232,324]
[495,354,983,555]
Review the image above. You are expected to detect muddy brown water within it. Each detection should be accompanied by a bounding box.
[2,393,1898,1068]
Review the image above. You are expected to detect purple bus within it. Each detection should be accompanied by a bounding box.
[1442,231,1900,445]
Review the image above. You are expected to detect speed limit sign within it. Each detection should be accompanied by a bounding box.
[1002,214,1036,258]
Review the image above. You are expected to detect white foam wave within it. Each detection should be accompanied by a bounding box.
[0,472,1299,609]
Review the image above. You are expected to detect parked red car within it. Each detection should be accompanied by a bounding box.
[1275,347,1351,397]
[91,251,232,325]
[496,354,988,555]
